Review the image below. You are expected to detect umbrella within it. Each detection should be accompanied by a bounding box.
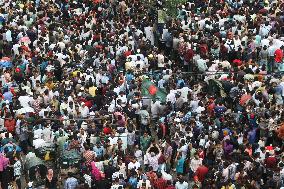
[16,107,35,115]
[239,94,252,106]
[0,61,12,68]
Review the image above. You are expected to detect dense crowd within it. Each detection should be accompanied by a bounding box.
[0,0,284,188]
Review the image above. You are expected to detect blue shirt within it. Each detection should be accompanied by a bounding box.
[3,91,13,102]
[64,177,78,189]
[128,177,138,188]
[93,146,105,158]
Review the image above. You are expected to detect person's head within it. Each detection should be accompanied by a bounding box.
[5,132,9,138]
[47,169,53,176]
[68,172,73,178]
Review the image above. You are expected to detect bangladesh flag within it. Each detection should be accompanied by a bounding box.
[141,79,167,102]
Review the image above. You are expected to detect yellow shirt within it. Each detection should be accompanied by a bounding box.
[89,86,97,97]
[45,82,54,90]
[72,70,81,77]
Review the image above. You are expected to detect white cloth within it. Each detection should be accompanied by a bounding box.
[33,138,46,149]
[18,95,32,108]
[128,161,141,171]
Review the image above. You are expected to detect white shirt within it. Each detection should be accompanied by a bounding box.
[109,137,118,146]
[157,54,165,68]
[175,181,189,189]
[190,158,202,172]
[33,138,46,149]
[42,127,53,141]
[5,30,12,42]
[18,95,32,108]
[177,87,191,102]
[128,161,141,171]
[137,179,151,189]
[177,145,188,158]
[34,128,43,139]
[79,106,89,118]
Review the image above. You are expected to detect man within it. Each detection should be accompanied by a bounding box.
[13,155,22,189]
[275,46,284,71]
[64,172,78,189]
[128,157,141,172]
[83,145,95,166]
[139,105,150,134]
[195,160,209,182]
[32,134,46,149]
[140,132,152,152]
[175,174,188,189]
[93,141,105,160]
[154,172,167,189]
[190,154,203,177]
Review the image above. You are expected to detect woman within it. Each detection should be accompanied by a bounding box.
[91,161,102,181]
[45,169,57,189]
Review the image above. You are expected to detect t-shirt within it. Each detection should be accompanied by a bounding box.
[128,161,141,171]
[175,181,189,189]
[18,95,32,108]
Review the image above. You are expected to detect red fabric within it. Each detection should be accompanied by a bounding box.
[265,156,277,168]
[4,119,16,133]
[124,50,132,57]
[274,49,283,63]
[198,150,205,159]
[103,127,112,135]
[84,100,93,109]
[199,44,208,57]
[147,171,157,185]
[208,103,215,116]
[233,59,242,66]
[184,48,194,62]
[195,165,209,182]
[266,146,274,151]
[166,186,175,189]
[154,178,167,189]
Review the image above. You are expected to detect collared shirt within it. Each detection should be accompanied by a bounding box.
[64,177,78,189]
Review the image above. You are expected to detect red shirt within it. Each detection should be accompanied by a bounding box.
[184,48,194,62]
[195,165,209,182]
[275,49,283,63]
[265,156,277,168]
[154,178,167,189]
[103,127,112,135]
[124,50,132,57]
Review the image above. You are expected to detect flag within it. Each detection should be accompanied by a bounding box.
[141,79,167,102]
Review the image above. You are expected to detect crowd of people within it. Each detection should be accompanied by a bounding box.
[0,0,284,188]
